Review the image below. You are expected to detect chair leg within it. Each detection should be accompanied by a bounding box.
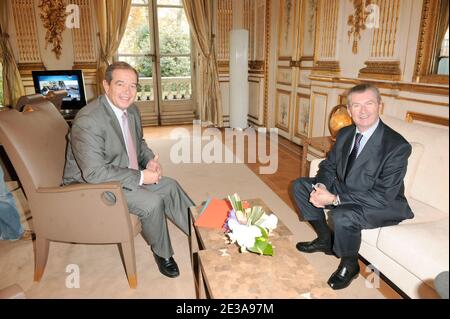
[120,241,137,289]
[34,237,49,282]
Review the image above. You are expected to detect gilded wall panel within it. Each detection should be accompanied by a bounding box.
[277,0,296,59]
[312,0,340,75]
[294,93,311,138]
[310,91,328,137]
[11,0,41,64]
[275,89,292,132]
[277,66,293,85]
[254,0,266,61]
[216,0,233,62]
[370,0,400,58]
[71,0,96,66]
[244,0,255,60]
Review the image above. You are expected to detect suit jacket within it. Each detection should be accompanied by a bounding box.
[316,120,413,227]
[63,95,155,191]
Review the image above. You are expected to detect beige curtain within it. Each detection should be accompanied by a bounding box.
[182,0,223,127]
[94,0,132,95]
[0,1,25,107]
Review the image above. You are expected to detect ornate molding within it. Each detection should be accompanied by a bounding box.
[347,0,372,54]
[17,63,46,76]
[358,60,401,81]
[72,62,97,70]
[38,0,68,59]
[405,111,449,126]
[308,75,449,96]
[312,60,341,75]
[249,60,264,70]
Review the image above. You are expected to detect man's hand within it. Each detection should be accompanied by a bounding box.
[146,154,162,176]
[309,186,336,208]
[143,168,162,185]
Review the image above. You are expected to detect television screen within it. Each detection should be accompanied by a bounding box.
[32,70,87,110]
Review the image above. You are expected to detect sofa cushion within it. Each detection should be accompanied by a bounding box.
[381,115,449,214]
[377,220,449,285]
[362,228,380,247]
[404,142,424,198]
[361,195,446,247]
[403,198,448,224]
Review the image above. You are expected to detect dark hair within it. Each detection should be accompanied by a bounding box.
[104,62,139,84]
[347,83,381,106]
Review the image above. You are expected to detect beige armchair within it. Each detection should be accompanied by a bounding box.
[0,101,141,288]
[13,93,46,112]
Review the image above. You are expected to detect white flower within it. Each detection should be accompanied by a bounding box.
[227,219,262,250]
[255,213,278,230]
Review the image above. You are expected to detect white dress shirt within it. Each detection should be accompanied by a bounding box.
[105,95,144,185]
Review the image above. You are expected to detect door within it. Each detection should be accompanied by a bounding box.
[118,0,195,126]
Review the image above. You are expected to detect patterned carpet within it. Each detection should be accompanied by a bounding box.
[0,136,385,298]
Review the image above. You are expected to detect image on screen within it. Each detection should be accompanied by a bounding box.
[36,74,81,102]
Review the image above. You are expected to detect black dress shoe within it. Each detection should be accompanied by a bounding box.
[296,238,334,255]
[153,254,180,278]
[327,264,360,290]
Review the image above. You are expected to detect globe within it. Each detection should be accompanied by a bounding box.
[329,104,352,141]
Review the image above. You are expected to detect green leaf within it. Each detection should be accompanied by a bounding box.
[257,226,269,240]
[248,241,274,256]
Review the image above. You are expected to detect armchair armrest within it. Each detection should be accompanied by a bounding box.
[309,158,325,177]
[31,182,135,243]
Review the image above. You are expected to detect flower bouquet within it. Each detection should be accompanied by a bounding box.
[225,193,278,256]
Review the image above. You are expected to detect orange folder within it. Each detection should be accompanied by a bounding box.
[194,197,232,230]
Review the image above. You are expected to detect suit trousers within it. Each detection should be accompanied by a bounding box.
[292,177,372,257]
[124,176,194,259]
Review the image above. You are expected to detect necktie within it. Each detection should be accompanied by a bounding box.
[122,112,139,170]
[345,133,363,177]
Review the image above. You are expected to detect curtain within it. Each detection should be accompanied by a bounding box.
[182,0,223,127]
[0,1,25,107]
[94,0,132,95]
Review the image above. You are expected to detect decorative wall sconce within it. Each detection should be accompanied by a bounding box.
[38,0,67,59]
[347,0,372,54]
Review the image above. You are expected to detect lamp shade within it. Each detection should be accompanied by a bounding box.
[229,29,249,129]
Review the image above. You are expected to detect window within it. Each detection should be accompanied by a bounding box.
[437,28,449,75]
[118,0,192,102]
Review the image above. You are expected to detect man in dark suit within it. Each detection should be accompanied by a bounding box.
[63,62,194,278]
[292,83,413,290]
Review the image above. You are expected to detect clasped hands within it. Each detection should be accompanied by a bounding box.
[309,183,337,208]
[143,154,162,184]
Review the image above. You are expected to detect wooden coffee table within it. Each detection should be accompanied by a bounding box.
[189,198,335,299]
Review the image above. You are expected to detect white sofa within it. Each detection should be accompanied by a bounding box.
[310,114,449,299]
